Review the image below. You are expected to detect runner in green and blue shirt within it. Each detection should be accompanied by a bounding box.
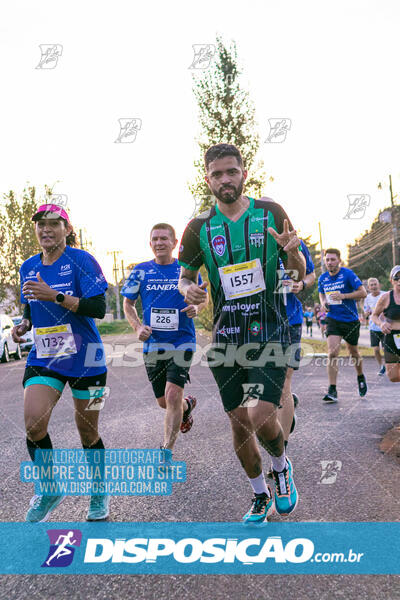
[178,143,306,523]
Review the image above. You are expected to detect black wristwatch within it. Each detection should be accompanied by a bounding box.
[55,292,65,305]
[302,280,307,290]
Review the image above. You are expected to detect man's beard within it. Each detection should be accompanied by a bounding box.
[214,179,244,204]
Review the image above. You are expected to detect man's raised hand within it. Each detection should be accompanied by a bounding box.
[268,219,300,253]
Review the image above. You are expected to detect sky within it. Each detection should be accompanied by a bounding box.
[0,0,399,281]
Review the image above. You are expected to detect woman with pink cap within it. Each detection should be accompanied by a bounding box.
[12,203,110,522]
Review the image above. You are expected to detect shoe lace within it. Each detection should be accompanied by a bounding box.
[250,494,268,514]
[273,468,289,496]
[32,495,42,508]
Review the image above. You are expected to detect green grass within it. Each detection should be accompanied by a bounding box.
[97,320,132,336]
[301,337,375,357]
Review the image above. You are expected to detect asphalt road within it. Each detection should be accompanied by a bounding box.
[0,333,400,599]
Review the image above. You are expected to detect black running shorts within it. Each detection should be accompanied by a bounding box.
[144,350,193,398]
[23,365,107,399]
[208,343,287,412]
[326,318,360,346]
[370,330,384,348]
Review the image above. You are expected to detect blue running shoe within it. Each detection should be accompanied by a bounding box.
[378,365,386,376]
[243,488,274,523]
[87,495,110,521]
[26,494,65,522]
[273,458,298,515]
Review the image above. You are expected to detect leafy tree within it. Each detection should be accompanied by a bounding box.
[189,35,269,213]
[347,206,397,288]
[0,185,90,313]
[0,186,40,312]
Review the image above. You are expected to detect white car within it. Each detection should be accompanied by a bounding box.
[0,314,22,362]
[12,315,34,353]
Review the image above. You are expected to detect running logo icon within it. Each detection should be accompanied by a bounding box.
[265,118,291,143]
[344,195,370,219]
[319,460,342,484]
[188,194,213,219]
[49,194,68,209]
[115,118,142,143]
[42,529,82,568]
[275,269,299,294]
[85,386,110,411]
[36,45,63,69]
[241,383,264,407]
[188,44,216,69]
[212,235,226,257]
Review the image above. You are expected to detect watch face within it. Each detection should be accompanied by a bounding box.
[56,292,65,303]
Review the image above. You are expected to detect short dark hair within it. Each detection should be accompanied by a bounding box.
[204,144,244,170]
[150,223,176,240]
[325,248,341,259]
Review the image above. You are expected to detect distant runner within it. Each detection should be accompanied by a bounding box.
[364,277,386,375]
[318,248,367,403]
[304,306,314,337]
[371,266,400,382]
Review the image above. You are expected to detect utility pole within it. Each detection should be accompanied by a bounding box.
[79,229,84,250]
[107,250,121,320]
[389,175,398,266]
[120,259,126,319]
[318,222,325,273]
[378,175,398,266]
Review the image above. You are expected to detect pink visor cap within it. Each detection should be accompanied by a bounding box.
[31,203,70,223]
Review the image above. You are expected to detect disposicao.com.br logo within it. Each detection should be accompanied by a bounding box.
[83,535,362,566]
[1,521,394,574]
[42,529,82,568]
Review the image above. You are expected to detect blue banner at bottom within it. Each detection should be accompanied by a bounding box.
[0,522,399,574]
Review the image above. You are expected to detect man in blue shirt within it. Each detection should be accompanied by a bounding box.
[122,223,208,453]
[318,248,367,403]
[304,307,314,336]
[278,240,315,451]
